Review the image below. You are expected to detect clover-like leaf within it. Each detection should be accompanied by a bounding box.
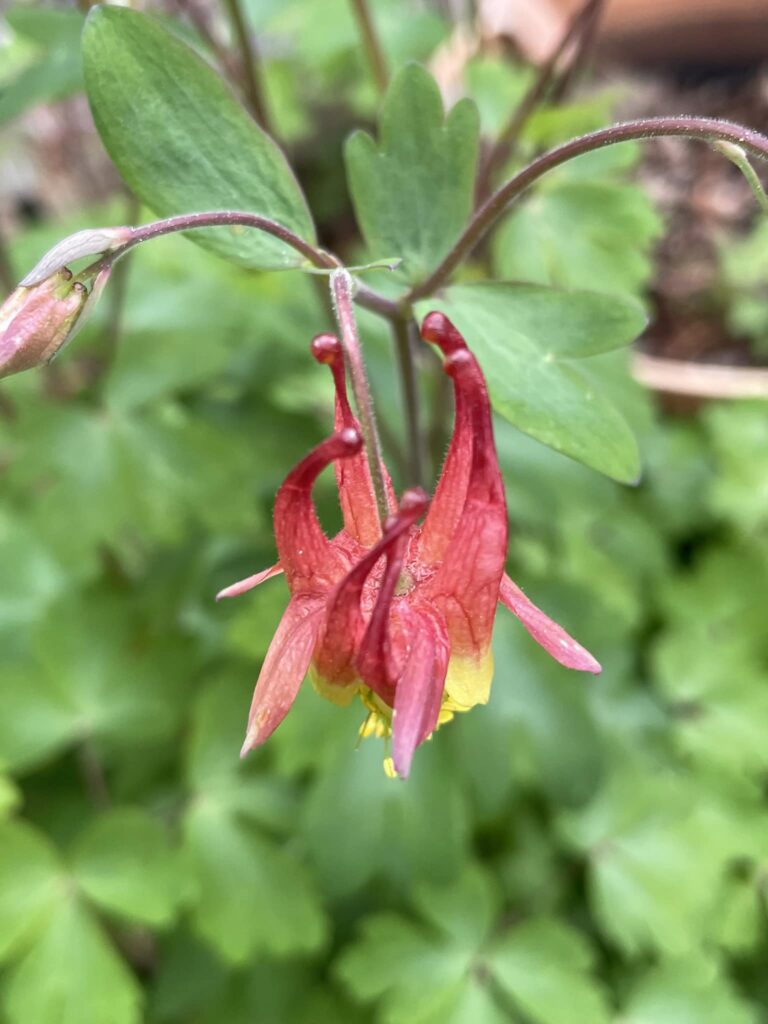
[71,809,183,928]
[345,63,479,282]
[3,897,142,1024]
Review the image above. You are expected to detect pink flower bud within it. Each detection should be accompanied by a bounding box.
[0,269,90,380]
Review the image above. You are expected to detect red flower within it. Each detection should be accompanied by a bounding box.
[220,313,600,777]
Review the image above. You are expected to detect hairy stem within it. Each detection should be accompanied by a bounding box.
[331,269,390,524]
[115,211,400,319]
[408,116,768,302]
[392,317,425,486]
[223,0,271,131]
[349,0,388,95]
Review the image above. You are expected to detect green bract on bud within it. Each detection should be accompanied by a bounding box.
[19,226,132,287]
[0,224,130,381]
[0,266,108,381]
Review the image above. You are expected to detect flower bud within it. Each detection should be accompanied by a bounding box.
[0,269,90,380]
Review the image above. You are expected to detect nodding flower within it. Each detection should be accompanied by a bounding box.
[219,312,600,778]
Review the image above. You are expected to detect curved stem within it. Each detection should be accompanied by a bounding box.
[408,116,768,302]
[331,269,390,525]
[113,211,400,319]
[123,210,334,268]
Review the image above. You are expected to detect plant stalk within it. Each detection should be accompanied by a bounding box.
[349,0,388,95]
[223,0,271,131]
[114,211,400,320]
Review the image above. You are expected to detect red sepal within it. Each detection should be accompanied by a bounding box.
[499,573,601,673]
[240,594,327,755]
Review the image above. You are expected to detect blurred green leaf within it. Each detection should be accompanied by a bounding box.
[620,958,758,1024]
[82,6,315,270]
[302,737,469,898]
[345,63,479,281]
[336,867,498,1024]
[720,217,768,352]
[493,181,662,297]
[0,594,187,772]
[0,510,68,632]
[705,403,768,533]
[3,897,142,1024]
[183,798,326,963]
[653,628,768,777]
[71,809,182,927]
[488,918,611,1024]
[181,674,325,963]
[464,56,532,137]
[0,775,20,818]
[415,282,644,480]
[560,759,752,955]
[0,821,63,964]
[0,9,83,125]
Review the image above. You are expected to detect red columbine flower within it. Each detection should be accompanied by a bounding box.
[220,312,600,777]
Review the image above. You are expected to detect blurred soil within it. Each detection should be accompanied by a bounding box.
[616,66,768,365]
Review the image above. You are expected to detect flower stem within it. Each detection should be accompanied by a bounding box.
[331,269,390,524]
[392,316,425,486]
[222,0,271,131]
[409,116,768,302]
[113,211,400,320]
[349,0,388,96]
[714,141,768,213]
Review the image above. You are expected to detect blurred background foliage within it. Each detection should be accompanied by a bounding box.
[1,1,768,1022]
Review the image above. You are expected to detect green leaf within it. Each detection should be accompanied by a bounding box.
[0,821,64,964]
[183,798,327,964]
[0,776,21,819]
[705,403,768,533]
[0,9,83,126]
[653,628,768,777]
[345,63,479,281]
[0,510,68,632]
[302,737,469,898]
[559,760,750,955]
[3,401,262,573]
[620,959,758,1024]
[71,809,182,927]
[493,181,662,298]
[0,594,187,772]
[336,867,497,1024]
[415,282,644,481]
[3,897,142,1024]
[82,6,315,270]
[488,918,611,1024]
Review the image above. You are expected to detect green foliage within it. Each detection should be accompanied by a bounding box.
[2,1,767,1021]
[720,217,768,353]
[82,7,315,270]
[345,63,479,281]
[0,8,84,125]
[493,179,663,298]
[416,282,644,481]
